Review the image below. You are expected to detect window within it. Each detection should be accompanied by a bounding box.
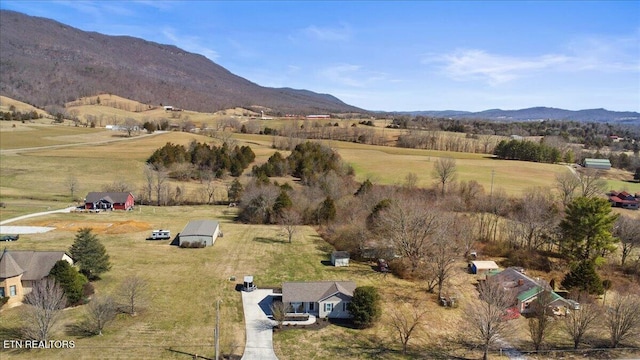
[0,287,5,297]
[324,303,333,312]
[343,301,349,311]
[309,302,314,311]
[9,285,17,297]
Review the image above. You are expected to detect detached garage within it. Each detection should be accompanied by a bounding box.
[178,220,220,248]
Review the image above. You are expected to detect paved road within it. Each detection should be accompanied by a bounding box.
[0,206,76,225]
[240,289,279,360]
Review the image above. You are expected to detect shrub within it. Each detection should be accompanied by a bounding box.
[500,249,552,272]
[0,296,8,308]
[348,286,381,329]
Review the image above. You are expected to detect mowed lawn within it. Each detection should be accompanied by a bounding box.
[0,205,371,359]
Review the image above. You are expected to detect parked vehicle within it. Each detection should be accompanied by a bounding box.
[377,258,389,272]
[0,234,19,241]
[150,230,171,240]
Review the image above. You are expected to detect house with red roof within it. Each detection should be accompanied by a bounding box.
[609,190,639,210]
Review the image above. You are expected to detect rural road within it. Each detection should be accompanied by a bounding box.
[0,130,167,155]
[240,289,279,360]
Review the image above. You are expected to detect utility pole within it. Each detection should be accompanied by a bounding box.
[215,299,221,360]
[490,169,495,197]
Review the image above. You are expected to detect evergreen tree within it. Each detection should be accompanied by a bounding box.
[316,196,336,224]
[228,179,243,202]
[272,190,292,219]
[559,197,618,262]
[348,286,381,328]
[69,228,111,280]
[49,260,87,305]
[561,260,604,295]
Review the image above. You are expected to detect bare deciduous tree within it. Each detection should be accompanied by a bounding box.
[22,278,66,341]
[117,276,148,316]
[152,164,169,206]
[85,295,118,336]
[563,302,600,349]
[428,213,463,298]
[577,168,607,198]
[465,279,514,360]
[67,176,79,201]
[270,301,289,329]
[122,117,139,137]
[528,290,556,351]
[555,171,581,206]
[102,179,132,193]
[388,301,428,354]
[374,194,441,272]
[614,215,640,267]
[279,209,301,243]
[432,157,457,195]
[606,294,640,348]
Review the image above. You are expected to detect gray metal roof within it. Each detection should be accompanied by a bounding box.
[180,220,220,237]
[282,281,356,303]
[0,250,70,281]
[85,192,133,204]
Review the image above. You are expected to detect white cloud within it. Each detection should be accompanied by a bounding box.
[426,49,569,85]
[303,23,351,41]
[428,33,640,85]
[162,27,219,60]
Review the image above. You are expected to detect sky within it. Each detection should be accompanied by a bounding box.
[1,1,639,112]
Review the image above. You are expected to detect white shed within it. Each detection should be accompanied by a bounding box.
[470,260,499,275]
[331,251,350,267]
[178,220,220,247]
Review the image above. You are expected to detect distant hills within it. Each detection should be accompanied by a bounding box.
[0,10,363,115]
[402,107,640,125]
[1,10,638,124]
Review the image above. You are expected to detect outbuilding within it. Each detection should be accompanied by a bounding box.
[469,260,499,275]
[331,251,350,267]
[178,220,220,247]
[583,158,611,170]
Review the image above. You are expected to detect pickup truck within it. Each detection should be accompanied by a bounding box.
[0,234,19,241]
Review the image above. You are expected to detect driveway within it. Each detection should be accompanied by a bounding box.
[240,289,279,360]
[0,206,76,226]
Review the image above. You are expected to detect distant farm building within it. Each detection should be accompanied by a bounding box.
[163,105,174,111]
[178,220,220,247]
[84,192,135,211]
[330,251,350,267]
[583,158,611,170]
[306,115,330,119]
[609,190,639,210]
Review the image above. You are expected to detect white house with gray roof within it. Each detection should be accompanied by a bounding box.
[282,281,356,319]
[178,219,220,247]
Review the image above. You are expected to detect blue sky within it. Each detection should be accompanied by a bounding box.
[1,1,639,112]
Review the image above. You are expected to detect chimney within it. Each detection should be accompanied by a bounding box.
[517,279,524,286]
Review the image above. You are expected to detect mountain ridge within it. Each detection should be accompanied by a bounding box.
[0,10,364,115]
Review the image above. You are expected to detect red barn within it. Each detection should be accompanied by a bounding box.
[85,192,135,211]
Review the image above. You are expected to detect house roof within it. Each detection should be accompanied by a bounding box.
[282,281,356,303]
[180,220,220,237]
[85,192,134,204]
[332,251,349,259]
[0,250,71,281]
[472,260,499,270]
[489,267,544,295]
[517,286,568,305]
[0,250,24,278]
